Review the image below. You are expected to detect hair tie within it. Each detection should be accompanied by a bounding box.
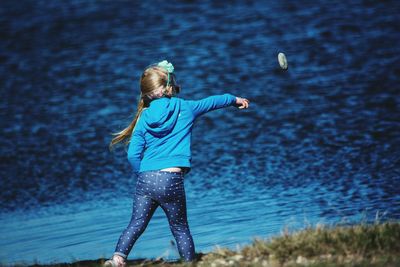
[157,60,174,87]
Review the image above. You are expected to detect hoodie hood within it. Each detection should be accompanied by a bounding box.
[142,97,181,137]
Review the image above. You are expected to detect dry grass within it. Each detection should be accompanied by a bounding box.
[7,221,400,267]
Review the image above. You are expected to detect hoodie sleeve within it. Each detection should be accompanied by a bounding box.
[127,128,145,174]
[186,93,237,118]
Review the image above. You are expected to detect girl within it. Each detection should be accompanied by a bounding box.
[106,60,249,267]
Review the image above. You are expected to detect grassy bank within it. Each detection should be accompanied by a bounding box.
[11,221,400,267]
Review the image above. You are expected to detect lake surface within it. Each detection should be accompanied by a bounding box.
[1,0,399,265]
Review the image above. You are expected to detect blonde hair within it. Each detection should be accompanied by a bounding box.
[109,66,169,151]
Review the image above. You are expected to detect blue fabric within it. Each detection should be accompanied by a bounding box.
[114,170,195,261]
[127,94,236,174]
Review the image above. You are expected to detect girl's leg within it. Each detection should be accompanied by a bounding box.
[159,178,195,261]
[113,193,158,259]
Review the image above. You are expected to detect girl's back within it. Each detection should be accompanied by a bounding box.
[129,94,237,174]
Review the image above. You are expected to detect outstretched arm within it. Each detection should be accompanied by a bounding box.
[187,93,249,118]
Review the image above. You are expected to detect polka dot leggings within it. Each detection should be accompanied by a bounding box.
[113,170,195,261]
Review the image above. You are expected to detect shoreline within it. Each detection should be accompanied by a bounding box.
[6,221,400,267]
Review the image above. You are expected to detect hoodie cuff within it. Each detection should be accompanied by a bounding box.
[224,93,237,105]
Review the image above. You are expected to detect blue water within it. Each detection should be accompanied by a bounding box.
[1,0,400,265]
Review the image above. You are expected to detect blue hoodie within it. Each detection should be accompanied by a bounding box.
[127,93,237,174]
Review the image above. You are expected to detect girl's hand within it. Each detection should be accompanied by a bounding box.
[235,97,250,109]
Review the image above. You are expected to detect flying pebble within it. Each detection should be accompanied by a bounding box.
[278,52,288,70]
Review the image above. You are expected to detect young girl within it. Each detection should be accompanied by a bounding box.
[106,60,249,267]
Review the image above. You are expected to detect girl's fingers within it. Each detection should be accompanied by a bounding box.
[243,99,249,108]
[239,102,248,109]
[236,97,249,109]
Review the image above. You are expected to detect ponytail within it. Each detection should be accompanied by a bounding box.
[109,97,146,151]
[109,64,167,151]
